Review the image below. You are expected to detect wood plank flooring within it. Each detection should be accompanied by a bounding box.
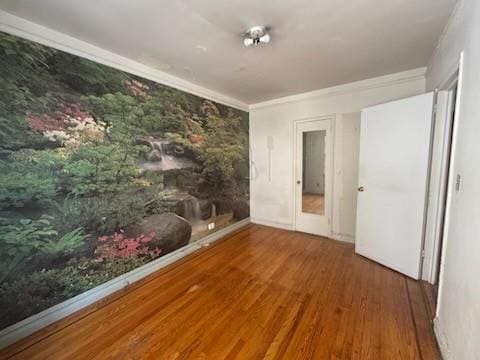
[0,224,440,359]
[420,281,437,322]
[302,193,325,215]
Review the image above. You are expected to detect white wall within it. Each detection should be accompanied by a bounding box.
[426,1,480,359]
[334,112,361,239]
[249,69,426,241]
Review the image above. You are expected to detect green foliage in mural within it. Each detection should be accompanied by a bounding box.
[53,192,151,235]
[62,144,141,196]
[49,56,130,96]
[0,159,57,209]
[0,116,51,152]
[0,34,57,115]
[0,30,249,330]
[0,256,147,327]
[41,228,88,256]
[0,216,86,283]
[201,115,249,191]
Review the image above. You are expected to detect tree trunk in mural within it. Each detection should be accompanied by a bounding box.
[0,31,249,330]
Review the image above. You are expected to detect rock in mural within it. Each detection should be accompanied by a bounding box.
[232,200,250,220]
[127,213,192,254]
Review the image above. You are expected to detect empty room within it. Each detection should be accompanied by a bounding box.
[0,0,479,359]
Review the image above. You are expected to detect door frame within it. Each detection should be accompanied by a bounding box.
[292,115,335,237]
[422,54,463,287]
[422,86,457,284]
[430,53,464,320]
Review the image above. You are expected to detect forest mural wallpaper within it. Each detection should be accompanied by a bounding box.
[0,31,249,330]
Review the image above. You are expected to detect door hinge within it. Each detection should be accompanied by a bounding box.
[421,249,425,258]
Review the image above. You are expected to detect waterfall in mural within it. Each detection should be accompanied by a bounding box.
[183,197,202,221]
[0,30,249,330]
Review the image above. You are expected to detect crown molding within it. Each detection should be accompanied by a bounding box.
[0,10,249,112]
[249,67,427,110]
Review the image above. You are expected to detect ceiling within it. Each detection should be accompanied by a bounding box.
[0,0,457,104]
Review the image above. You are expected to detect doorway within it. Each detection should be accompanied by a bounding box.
[422,81,458,316]
[434,85,457,297]
[294,118,332,237]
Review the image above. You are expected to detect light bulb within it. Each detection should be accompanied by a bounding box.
[259,34,270,44]
[244,38,254,47]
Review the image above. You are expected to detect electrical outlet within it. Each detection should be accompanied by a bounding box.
[208,222,215,230]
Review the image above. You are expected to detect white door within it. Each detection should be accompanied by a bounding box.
[295,118,332,237]
[355,93,434,279]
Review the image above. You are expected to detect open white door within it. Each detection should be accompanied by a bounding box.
[355,93,434,279]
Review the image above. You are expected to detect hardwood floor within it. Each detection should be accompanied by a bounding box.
[1,225,440,359]
[420,281,437,322]
[302,193,325,215]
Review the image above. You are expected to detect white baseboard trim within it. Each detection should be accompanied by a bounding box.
[250,220,356,244]
[0,218,250,350]
[331,232,355,243]
[250,217,294,231]
[434,317,452,360]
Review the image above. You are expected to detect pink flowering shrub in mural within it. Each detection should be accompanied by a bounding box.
[27,102,108,146]
[26,113,67,132]
[94,231,161,262]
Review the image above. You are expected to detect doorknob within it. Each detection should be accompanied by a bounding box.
[297,180,301,185]
[357,186,365,192]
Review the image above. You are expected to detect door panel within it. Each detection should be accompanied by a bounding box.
[355,93,434,279]
[295,119,332,236]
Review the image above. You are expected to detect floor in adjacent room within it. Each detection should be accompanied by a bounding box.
[302,193,325,215]
[2,224,440,359]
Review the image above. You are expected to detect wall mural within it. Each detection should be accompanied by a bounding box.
[0,31,249,330]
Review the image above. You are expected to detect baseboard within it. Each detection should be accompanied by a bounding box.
[331,232,355,243]
[0,218,250,349]
[433,317,452,360]
[250,220,356,244]
[250,217,294,231]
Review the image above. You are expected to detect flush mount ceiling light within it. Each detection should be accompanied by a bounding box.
[243,26,271,47]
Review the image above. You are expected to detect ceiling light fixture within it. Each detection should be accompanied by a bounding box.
[243,26,271,47]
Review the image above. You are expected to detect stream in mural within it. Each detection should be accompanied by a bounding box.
[0,31,249,329]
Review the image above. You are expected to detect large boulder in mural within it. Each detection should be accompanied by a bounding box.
[232,200,250,220]
[127,213,192,254]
